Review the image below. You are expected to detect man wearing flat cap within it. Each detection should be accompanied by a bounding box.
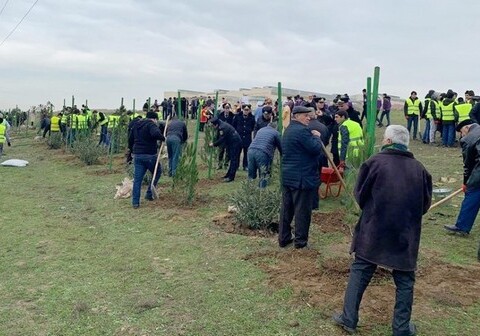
[278,105,323,249]
[444,119,480,240]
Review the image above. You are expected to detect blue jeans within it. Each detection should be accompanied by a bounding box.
[455,187,480,233]
[406,115,418,139]
[132,154,161,206]
[99,125,110,146]
[167,136,182,177]
[442,123,455,147]
[341,257,415,336]
[247,148,272,188]
[422,119,430,143]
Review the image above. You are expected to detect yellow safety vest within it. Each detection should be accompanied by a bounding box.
[76,114,88,129]
[50,116,60,132]
[108,115,121,129]
[70,115,78,129]
[424,98,431,119]
[440,102,455,121]
[99,113,109,126]
[0,124,5,143]
[406,98,421,115]
[455,103,472,122]
[338,119,364,158]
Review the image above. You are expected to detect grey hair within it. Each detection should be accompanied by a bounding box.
[384,125,409,147]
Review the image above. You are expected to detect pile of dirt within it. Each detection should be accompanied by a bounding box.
[245,249,480,331]
[311,212,351,235]
[212,213,277,237]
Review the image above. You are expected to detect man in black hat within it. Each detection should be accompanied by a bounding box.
[209,117,242,182]
[444,119,480,237]
[128,111,165,208]
[279,105,323,249]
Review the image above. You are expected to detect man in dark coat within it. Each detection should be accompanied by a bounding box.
[209,117,242,182]
[254,105,274,136]
[333,125,432,336]
[279,106,323,249]
[128,112,166,208]
[444,119,480,237]
[308,107,330,210]
[232,104,256,170]
[166,114,188,177]
[217,103,234,169]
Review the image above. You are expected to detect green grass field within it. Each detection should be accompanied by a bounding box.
[1,111,479,336]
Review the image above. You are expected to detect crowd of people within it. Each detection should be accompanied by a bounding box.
[3,88,480,336]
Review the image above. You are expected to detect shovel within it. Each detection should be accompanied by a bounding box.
[427,188,462,212]
[150,116,171,199]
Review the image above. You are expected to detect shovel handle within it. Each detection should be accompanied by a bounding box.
[151,116,171,190]
[428,188,463,211]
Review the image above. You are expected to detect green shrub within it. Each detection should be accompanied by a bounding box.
[172,142,198,205]
[47,132,63,149]
[72,136,106,165]
[230,180,281,230]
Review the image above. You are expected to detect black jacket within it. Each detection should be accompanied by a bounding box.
[461,123,480,189]
[469,102,480,123]
[346,107,362,126]
[218,111,234,125]
[232,113,255,145]
[128,119,165,155]
[281,120,323,189]
[166,119,188,143]
[351,149,432,271]
[213,120,242,148]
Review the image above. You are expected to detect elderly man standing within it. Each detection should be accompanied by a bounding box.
[278,106,323,249]
[333,125,432,336]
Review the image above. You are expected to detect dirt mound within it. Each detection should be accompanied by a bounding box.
[245,249,480,331]
[212,213,277,237]
[311,212,351,235]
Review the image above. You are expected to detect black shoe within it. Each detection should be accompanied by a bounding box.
[294,244,311,250]
[133,204,140,209]
[223,178,234,183]
[279,239,293,248]
[222,174,228,179]
[444,225,469,236]
[332,313,356,334]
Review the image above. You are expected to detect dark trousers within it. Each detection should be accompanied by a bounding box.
[379,110,391,126]
[240,142,250,169]
[166,136,182,177]
[132,154,161,206]
[341,257,415,336]
[226,143,241,180]
[422,119,430,143]
[329,123,340,166]
[247,148,272,188]
[406,115,419,139]
[278,186,315,248]
[442,123,455,147]
[218,145,229,168]
[455,187,480,233]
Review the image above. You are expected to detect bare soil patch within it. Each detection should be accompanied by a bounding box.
[212,213,277,237]
[245,248,480,332]
[311,211,351,235]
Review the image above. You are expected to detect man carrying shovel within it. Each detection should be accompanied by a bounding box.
[444,119,480,239]
[128,111,165,209]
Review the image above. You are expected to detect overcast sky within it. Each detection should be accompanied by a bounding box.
[0,0,478,110]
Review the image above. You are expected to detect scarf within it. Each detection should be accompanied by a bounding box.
[381,143,409,152]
